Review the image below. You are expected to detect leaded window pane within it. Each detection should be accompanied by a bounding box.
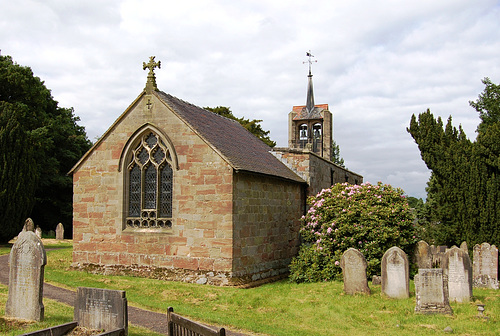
[146,133,157,148]
[138,147,149,164]
[129,165,141,217]
[144,164,157,209]
[159,163,173,218]
[153,148,165,164]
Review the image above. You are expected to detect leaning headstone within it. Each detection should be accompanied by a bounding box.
[414,240,432,269]
[460,241,468,255]
[473,243,499,289]
[5,231,47,321]
[340,248,370,295]
[74,287,128,335]
[381,246,409,299]
[442,246,472,302]
[55,223,64,240]
[35,226,42,239]
[23,218,35,232]
[414,268,453,315]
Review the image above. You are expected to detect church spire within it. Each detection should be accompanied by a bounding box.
[143,56,161,94]
[304,51,317,113]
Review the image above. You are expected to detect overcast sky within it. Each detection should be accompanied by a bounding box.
[2,0,499,199]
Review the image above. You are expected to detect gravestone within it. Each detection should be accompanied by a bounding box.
[340,248,370,295]
[414,240,432,269]
[381,246,409,299]
[35,226,42,239]
[430,245,447,268]
[75,287,128,335]
[372,275,381,286]
[473,243,499,289]
[5,231,47,321]
[56,223,64,240]
[442,246,472,302]
[414,268,453,315]
[23,218,35,232]
[460,241,468,254]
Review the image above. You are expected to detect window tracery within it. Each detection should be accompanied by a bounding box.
[126,131,173,229]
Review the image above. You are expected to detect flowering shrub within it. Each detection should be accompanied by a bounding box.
[290,182,418,283]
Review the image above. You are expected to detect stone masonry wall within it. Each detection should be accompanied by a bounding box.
[232,172,305,281]
[72,93,234,276]
[271,148,363,197]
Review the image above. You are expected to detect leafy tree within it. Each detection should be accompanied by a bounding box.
[407,78,500,248]
[0,55,91,242]
[289,182,418,283]
[204,106,276,147]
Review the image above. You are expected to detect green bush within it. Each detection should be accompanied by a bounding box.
[290,182,419,283]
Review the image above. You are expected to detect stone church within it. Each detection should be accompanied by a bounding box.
[69,56,362,285]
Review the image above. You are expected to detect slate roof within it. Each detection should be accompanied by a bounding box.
[156,91,305,183]
[292,104,329,120]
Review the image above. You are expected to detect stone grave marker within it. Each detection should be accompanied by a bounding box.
[442,246,472,302]
[460,241,468,254]
[340,248,370,295]
[414,268,453,315]
[414,240,432,269]
[56,223,64,240]
[23,218,35,232]
[74,287,128,334]
[381,246,409,299]
[430,245,447,268]
[5,230,47,321]
[35,226,42,239]
[473,243,499,289]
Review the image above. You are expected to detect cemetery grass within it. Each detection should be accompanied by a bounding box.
[38,245,499,336]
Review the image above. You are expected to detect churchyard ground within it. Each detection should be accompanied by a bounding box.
[0,240,499,335]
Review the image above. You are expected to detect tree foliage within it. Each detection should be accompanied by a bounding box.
[204,106,276,147]
[331,138,345,167]
[0,55,92,242]
[407,78,500,248]
[289,182,418,283]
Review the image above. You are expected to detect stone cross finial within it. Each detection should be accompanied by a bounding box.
[143,56,161,93]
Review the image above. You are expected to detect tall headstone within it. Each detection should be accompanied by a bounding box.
[442,246,472,302]
[460,241,468,254]
[56,223,64,240]
[340,248,370,295]
[23,218,35,232]
[74,287,128,335]
[414,268,453,315]
[5,231,47,321]
[414,241,432,269]
[35,226,42,239]
[473,243,499,289]
[381,246,409,299]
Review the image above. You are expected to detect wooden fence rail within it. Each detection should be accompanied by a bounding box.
[167,307,226,336]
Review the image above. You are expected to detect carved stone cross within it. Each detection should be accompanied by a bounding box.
[143,56,161,76]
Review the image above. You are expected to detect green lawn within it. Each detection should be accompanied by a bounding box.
[1,241,499,335]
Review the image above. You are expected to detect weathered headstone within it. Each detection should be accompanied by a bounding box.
[372,275,381,286]
[473,243,499,289]
[414,268,453,315]
[74,287,128,335]
[442,246,472,302]
[460,241,468,254]
[430,245,447,268]
[56,223,64,240]
[414,240,432,269]
[35,226,42,239]
[340,248,370,295]
[381,246,409,299]
[23,218,35,232]
[5,231,47,321]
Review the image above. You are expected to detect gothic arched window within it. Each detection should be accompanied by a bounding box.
[299,124,308,140]
[126,131,173,229]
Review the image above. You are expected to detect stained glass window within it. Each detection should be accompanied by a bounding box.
[126,131,173,229]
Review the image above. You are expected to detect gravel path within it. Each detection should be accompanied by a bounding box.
[0,252,250,336]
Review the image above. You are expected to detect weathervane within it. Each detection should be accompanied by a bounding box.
[303,50,317,76]
[143,56,161,93]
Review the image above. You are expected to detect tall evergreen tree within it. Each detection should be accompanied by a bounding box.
[0,55,92,242]
[407,78,500,247]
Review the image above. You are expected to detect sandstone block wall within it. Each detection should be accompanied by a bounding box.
[232,172,305,281]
